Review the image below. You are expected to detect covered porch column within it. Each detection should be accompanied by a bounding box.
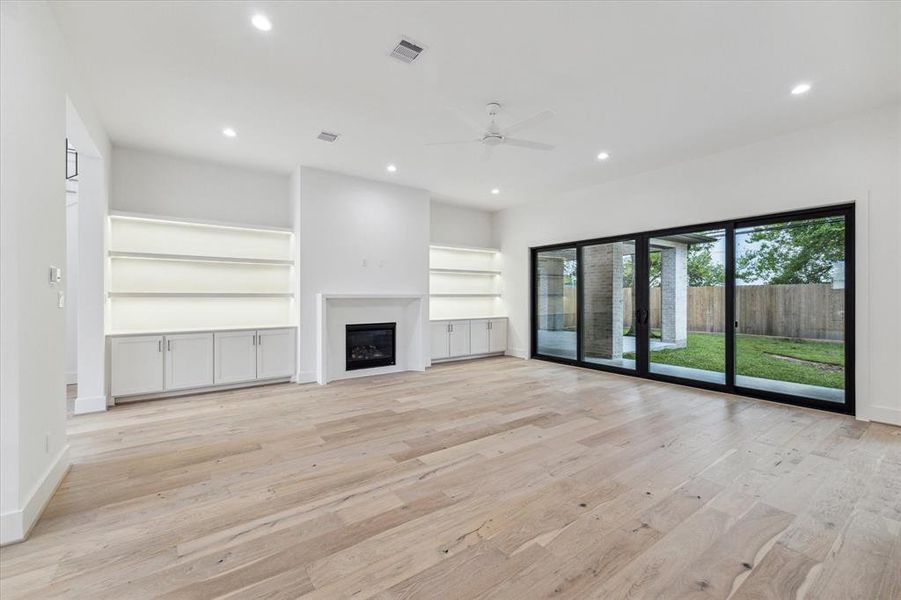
[537,256,566,330]
[583,242,624,359]
[660,243,688,347]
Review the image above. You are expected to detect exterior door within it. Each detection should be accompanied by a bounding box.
[256,328,296,379]
[165,332,214,391]
[111,335,164,396]
[214,330,257,384]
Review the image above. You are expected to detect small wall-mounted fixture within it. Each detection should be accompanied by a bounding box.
[66,138,78,180]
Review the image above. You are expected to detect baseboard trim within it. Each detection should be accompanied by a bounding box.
[74,394,107,415]
[862,405,901,427]
[506,346,528,359]
[0,444,70,546]
[296,370,317,384]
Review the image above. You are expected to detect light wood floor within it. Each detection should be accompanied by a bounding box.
[2,357,899,599]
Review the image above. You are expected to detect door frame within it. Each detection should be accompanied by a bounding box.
[530,204,855,416]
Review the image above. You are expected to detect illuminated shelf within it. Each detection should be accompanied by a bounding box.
[108,292,293,298]
[429,293,501,297]
[429,268,501,275]
[109,251,293,266]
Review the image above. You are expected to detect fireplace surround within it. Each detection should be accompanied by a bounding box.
[345,322,396,371]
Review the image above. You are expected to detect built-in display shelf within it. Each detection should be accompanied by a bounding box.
[429,244,504,320]
[109,250,294,266]
[108,214,296,333]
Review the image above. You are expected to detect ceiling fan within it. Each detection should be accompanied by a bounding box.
[427,102,555,156]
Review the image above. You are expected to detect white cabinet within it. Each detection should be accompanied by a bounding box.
[448,320,471,357]
[430,321,450,360]
[164,333,214,391]
[111,326,296,401]
[257,328,295,379]
[111,335,164,396]
[431,318,507,363]
[214,330,258,384]
[470,320,491,355]
[489,318,507,353]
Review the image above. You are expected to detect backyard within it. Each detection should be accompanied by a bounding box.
[623,331,844,389]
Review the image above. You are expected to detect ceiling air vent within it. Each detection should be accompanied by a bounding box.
[317,131,340,143]
[390,38,424,63]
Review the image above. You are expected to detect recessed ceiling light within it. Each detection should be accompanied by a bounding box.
[597,151,610,161]
[791,83,811,96]
[222,127,237,138]
[491,188,500,195]
[251,14,272,32]
[386,164,397,173]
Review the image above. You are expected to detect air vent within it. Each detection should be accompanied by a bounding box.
[317,131,340,143]
[390,38,424,63]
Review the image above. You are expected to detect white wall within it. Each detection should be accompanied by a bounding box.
[495,105,901,426]
[65,194,78,383]
[112,146,291,229]
[296,167,430,382]
[430,200,495,248]
[0,0,110,544]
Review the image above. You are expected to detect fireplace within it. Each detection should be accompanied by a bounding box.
[345,322,396,371]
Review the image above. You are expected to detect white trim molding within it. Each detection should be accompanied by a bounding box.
[0,444,70,546]
[74,394,107,415]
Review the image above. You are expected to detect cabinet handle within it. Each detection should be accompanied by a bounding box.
[167,340,171,351]
[449,324,453,333]
[258,334,262,345]
[488,321,492,330]
[158,340,162,352]
[252,334,256,346]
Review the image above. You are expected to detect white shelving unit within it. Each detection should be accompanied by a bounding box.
[429,245,504,320]
[108,213,296,333]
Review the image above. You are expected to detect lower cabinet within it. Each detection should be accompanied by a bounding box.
[111,327,296,400]
[214,330,258,384]
[430,318,507,362]
[110,335,164,396]
[165,333,214,391]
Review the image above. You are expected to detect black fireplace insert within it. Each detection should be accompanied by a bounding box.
[345,322,396,371]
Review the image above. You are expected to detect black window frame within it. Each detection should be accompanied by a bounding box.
[530,204,855,416]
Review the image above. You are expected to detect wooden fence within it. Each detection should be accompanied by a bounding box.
[563,283,843,340]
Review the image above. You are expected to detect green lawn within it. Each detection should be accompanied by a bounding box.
[623,332,844,389]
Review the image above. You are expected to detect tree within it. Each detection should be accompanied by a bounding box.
[736,218,844,284]
[687,242,724,286]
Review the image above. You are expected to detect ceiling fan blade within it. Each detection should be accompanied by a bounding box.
[503,137,555,151]
[501,110,554,136]
[425,139,481,146]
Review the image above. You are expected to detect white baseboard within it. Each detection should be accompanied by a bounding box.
[861,404,901,427]
[506,346,528,359]
[74,394,107,415]
[0,444,70,546]
[296,370,317,384]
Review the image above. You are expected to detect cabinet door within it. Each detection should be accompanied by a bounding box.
[214,330,257,384]
[430,321,450,360]
[489,319,508,353]
[470,319,491,355]
[256,328,296,379]
[448,320,471,358]
[111,335,164,396]
[165,333,214,391]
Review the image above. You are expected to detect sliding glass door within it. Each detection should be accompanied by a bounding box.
[646,228,727,385]
[531,205,854,415]
[534,247,578,359]
[733,211,851,405]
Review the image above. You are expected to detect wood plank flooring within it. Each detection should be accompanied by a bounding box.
[2,357,899,599]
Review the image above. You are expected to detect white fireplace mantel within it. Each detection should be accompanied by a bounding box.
[315,293,427,384]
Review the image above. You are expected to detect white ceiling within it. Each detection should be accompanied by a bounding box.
[51,1,900,211]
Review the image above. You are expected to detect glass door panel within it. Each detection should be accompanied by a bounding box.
[647,228,727,384]
[734,215,847,404]
[581,240,637,370]
[535,247,578,359]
